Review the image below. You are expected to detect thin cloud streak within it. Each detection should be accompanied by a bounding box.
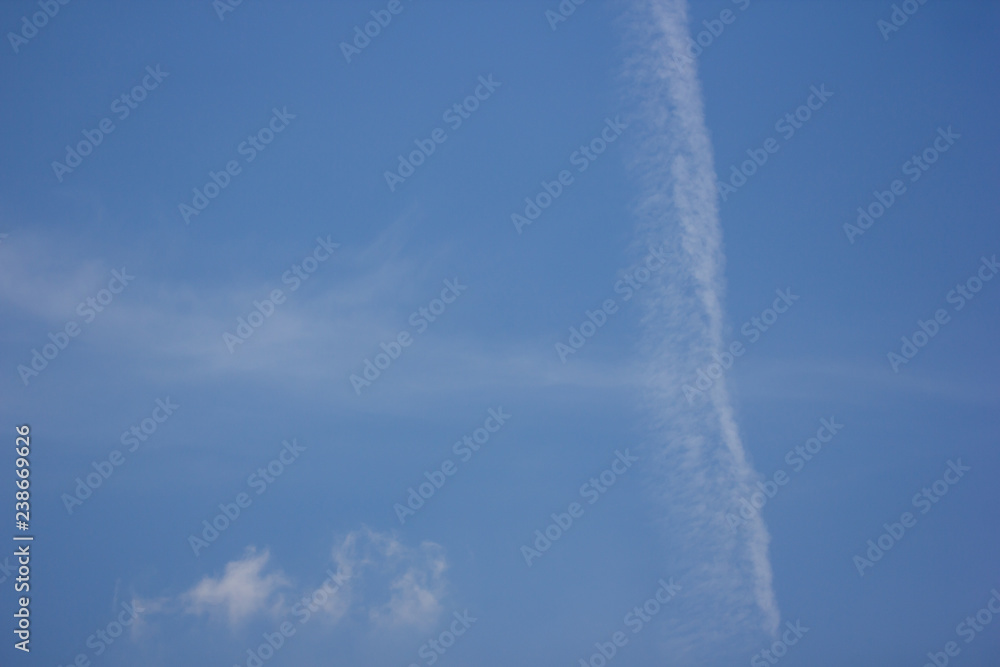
[623,0,780,656]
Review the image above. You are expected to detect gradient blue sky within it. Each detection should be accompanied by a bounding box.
[1,1,999,666]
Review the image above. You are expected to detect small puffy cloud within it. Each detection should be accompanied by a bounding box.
[182,547,289,626]
[163,529,448,634]
[372,554,447,629]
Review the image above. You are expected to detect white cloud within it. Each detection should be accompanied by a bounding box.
[369,543,447,629]
[0,222,641,415]
[0,230,109,322]
[182,547,289,627]
[622,0,780,655]
[167,529,447,634]
[331,527,448,631]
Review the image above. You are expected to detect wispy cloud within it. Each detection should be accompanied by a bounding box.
[334,527,449,631]
[0,230,109,322]
[622,0,780,656]
[0,225,640,409]
[152,528,448,635]
[182,547,289,626]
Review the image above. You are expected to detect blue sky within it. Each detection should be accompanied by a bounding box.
[1,0,999,665]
